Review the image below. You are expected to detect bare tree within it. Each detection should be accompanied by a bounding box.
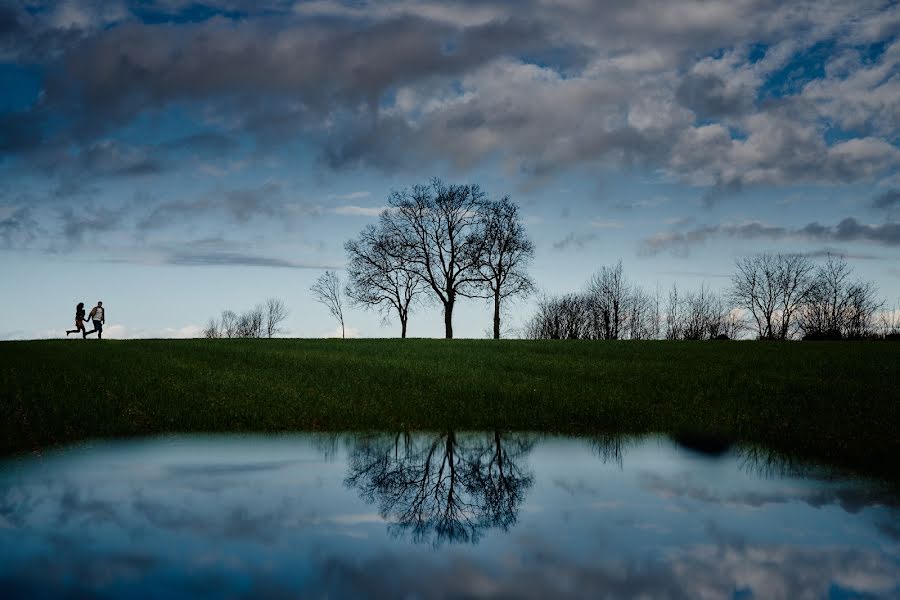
[236,305,264,338]
[665,283,683,340]
[627,285,658,340]
[264,298,289,338]
[475,196,535,339]
[730,253,814,339]
[345,225,424,338]
[585,261,629,340]
[876,299,900,338]
[523,292,589,339]
[798,255,882,339]
[311,270,346,338]
[220,309,238,338]
[380,178,486,339]
[203,318,220,339]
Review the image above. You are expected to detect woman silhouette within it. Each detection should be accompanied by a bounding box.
[66,302,88,338]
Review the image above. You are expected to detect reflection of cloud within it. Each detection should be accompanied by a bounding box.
[302,538,900,600]
[131,496,297,545]
[165,460,300,477]
[641,473,900,514]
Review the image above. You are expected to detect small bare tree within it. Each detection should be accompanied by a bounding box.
[665,283,682,340]
[585,261,629,340]
[236,305,264,338]
[220,309,238,338]
[203,318,221,339]
[264,298,289,338]
[311,270,346,338]
[475,196,535,339]
[345,225,424,338]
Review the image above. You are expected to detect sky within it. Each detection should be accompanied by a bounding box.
[1,0,899,339]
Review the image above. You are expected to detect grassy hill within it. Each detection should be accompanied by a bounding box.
[2,338,898,479]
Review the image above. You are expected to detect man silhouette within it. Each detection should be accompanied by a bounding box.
[85,301,105,339]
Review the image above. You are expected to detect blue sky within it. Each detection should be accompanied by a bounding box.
[1,0,899,339]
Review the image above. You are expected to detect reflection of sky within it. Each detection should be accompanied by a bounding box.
[0,434,897,599]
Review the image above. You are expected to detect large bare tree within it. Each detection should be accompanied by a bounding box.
[798,255,882,339]
[380,178,486,339]
[345,225,424,338]
[311,270,346,338]
[475,196,535,339]
[730,253,814,340]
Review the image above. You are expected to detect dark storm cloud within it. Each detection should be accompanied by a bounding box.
[642,217,900,255]
[872,188,900,210]
[41,14,547,135]
[1,0,899,202]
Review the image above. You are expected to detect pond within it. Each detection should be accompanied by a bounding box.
[0,433,897,599]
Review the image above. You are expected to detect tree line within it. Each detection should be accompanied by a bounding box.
[203,298,288,338]
[526,254,898,341]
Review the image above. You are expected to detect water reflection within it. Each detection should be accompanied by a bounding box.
[0,433,897,599]
[345,431,534,545]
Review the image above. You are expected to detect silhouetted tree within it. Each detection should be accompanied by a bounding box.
[585,261,629,339]
[220,309,238,338]
[311,270,346,338]
[345,431,534,546]
[204,303,275,339]
[730,253,814,339]
[798,255,882,339]
[475,196,535,339]
[380,178,486,339]
[345,225,424,338]
[264,298,289,338]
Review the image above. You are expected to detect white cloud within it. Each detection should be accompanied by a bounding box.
[331,205,386,217]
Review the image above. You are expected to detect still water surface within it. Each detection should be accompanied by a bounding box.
[0,433,897,599]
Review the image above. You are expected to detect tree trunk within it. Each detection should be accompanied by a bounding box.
[493,292,501,339]
[444,298,454,339]
[401,316,407,339]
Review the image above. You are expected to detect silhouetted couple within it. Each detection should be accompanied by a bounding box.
[67,301,105,339]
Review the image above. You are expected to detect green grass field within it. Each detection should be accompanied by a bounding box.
[1,339,898,479]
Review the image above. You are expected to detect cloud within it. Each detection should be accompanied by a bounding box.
[1,0,896,198]
[872,189,900,210]
[136,182,296,231]
[552,232,599,250]
[642,217,900,255]
[58,204,127,245]
[331,205,386,217]
[163,251,330,269]
[0,206,41,249]
[329,191,371,201]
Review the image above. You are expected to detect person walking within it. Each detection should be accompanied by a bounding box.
[85,301,105,339]
[66,302,88,338]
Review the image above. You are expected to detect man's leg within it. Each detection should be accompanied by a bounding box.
[95,320,103,340]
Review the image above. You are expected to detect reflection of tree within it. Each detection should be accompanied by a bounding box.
[345,432,534,546]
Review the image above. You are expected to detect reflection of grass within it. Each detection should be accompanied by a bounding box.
[1,339,898,479]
